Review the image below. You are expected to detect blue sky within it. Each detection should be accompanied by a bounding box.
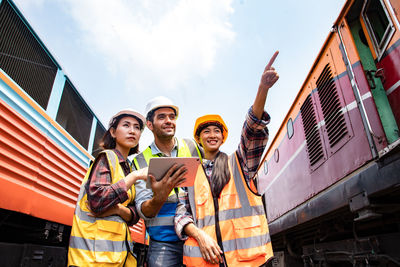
[15,0,345,154]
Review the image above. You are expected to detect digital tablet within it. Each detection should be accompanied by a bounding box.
[146,157,201,188]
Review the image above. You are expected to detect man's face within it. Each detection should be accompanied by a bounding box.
[147,107,176,140]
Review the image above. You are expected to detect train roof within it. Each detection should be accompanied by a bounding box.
[8,0,106,131]
[262,0,351,163]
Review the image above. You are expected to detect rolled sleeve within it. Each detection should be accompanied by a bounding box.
[247,105,270,132]
[87,154,130,214]
[134,179,154,220]
[126,204,140,226]
[236,106,270,185]
[174,192,194,240]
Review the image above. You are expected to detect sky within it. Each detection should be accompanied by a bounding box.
[15,0,346,154]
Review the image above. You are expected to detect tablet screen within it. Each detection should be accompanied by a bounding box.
[146,157,201,188]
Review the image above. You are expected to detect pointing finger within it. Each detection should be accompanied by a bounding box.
[265,51,279,71]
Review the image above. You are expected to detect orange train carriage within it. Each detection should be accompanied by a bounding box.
[0,0,147,266]
[257,0,400,266]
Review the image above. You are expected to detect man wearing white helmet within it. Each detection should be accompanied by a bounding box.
[132,96,202,267]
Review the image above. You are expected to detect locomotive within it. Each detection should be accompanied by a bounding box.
[258,0,400,266]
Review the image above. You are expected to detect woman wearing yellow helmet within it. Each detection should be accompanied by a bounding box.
[175,52,280,266]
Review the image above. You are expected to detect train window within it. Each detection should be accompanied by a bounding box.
[92,122,106,158]
[0,0,57,109]
[362,0,395,60]
[263,161,268,175]
[287,118,294,139]
[56,80,93,149]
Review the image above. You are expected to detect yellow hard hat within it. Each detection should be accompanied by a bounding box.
[193,114,228,144]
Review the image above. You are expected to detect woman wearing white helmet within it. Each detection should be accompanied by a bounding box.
[68,109,148,267]
[175,52,279,266]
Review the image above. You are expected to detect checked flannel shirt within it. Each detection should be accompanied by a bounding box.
[175,106,270,239]
[86,149,139,226]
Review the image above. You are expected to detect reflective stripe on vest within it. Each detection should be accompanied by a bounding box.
[68,150,135,266]
[69,236,127,252]
[132,138,200,242]
[183,137,200,158]
[184,233,271,256]
[183,153,273,266]
[134,152,147,169]
[194,204,265,228]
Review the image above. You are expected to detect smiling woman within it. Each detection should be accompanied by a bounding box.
[174,52,279,267]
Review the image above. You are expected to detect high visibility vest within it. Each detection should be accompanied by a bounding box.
[68,150,137,267]
[132,138,201,242]
[183,153,273,266]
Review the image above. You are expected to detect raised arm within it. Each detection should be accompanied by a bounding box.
[253,51,279,119]
[236,51,279,188]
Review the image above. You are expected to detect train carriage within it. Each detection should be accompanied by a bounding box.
[0,1,146,266]
[258,0,400,266]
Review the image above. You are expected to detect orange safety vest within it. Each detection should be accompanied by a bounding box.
[183,153,273,266]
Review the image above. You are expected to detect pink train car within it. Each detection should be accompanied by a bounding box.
[258,0,400,266]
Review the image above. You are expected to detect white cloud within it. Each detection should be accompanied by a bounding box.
[61,0,235,92]
[14,0,46,12]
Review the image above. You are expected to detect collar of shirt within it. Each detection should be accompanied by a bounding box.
[112,149,131,169]
[202,158,214,167]
[202,158,214,179]
[149,137,178,157]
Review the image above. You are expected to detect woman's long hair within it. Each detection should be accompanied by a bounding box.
[100,115,141,156]
[210,151,230,197]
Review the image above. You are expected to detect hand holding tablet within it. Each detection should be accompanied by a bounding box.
[147,157,201,189]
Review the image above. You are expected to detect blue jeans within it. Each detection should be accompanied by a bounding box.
[147,239,184,267]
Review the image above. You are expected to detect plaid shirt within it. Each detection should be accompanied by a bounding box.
[86,149,139,226]
[175,106,270,239]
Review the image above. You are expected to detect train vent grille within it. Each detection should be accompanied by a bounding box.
[301,95,324,166]
[0,0,57,110]
[316,64,347,148]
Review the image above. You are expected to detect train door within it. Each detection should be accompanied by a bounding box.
[347,0,400,144]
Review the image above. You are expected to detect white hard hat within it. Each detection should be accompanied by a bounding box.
[145,96,179,119]
[108,109,146,131]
